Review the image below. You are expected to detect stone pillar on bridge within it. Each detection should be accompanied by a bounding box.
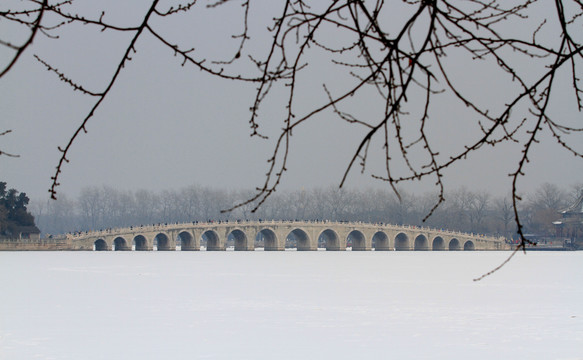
[300,226,320,251]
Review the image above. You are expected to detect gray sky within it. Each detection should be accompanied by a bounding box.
[1,0,581,201]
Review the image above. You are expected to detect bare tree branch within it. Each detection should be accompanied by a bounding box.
[0,0,47,78]
[0,1,581,276]
[0,130,20,158]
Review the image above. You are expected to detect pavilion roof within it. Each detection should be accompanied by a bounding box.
[559,189,583,214]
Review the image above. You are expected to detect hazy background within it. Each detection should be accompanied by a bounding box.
[1,0,581,203]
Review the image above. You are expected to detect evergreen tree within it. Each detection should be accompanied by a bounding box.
[0,181,38,237]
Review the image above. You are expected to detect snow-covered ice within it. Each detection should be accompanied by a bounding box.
[1,251,581,359]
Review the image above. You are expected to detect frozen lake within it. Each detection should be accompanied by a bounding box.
[1,251,581,359]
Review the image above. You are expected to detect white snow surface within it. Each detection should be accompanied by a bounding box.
[1,251,581,359]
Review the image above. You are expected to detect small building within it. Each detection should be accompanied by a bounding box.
[553,189,583,249]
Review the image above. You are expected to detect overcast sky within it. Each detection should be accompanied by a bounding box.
[1,0,581,202]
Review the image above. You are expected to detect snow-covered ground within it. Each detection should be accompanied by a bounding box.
[1,251,581,359]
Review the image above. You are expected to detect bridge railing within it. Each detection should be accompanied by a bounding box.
[0,236,68,244]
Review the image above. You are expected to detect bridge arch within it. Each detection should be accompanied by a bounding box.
[432,236,445,251]
[414,234,429,251]
[94,239,108,251]
[348,230,366,251]
[287,228,310,251]
[155,233,173,251]
[133,235,149,251]
[372,231,390,251]
[318,229,341,250]
[464,240,475,251]
[257,228,279,251]
[394,233,410,251]
[202,230,221,251]
[178,231,196,251]
[113,237,130,251]
[230,229,249,251]
[449,238,461,251]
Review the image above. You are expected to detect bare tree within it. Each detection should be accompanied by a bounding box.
[530,183,567,210]
[447,187,473,230]
[133,189,158,225]
[2,1,582,266]
[468,191,490,234]
[77,187,103,230]
[524,183,568,235]
[388,190,415,225]
[493,196,515,239]
[567,183,583,203]
[36,193,76,235]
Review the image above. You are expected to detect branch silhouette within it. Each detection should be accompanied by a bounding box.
[1,0,581,278]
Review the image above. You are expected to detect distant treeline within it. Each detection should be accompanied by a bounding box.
[30,183,581,239]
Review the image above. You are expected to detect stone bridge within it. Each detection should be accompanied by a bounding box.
[65,220,508,251]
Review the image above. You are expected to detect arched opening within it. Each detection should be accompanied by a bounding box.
[254,231,264,249]
[288,228,310,251]
[432,236,445,251]
[178,231,196,251]
[203,230,222,251]
[319,229,341,250]
[464,241,475,251]
[226,233,235,249]
[348,230,366,251]
[113,237,129,251]
[257,229,279,251]
[133,235,149,251]
[394,233,410,251]
[373,232,390,251]
[94,239,108,251]
[155,233,173,251]
[414,235,429,251]
[230,229,249,251]
[449,238,461,251]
